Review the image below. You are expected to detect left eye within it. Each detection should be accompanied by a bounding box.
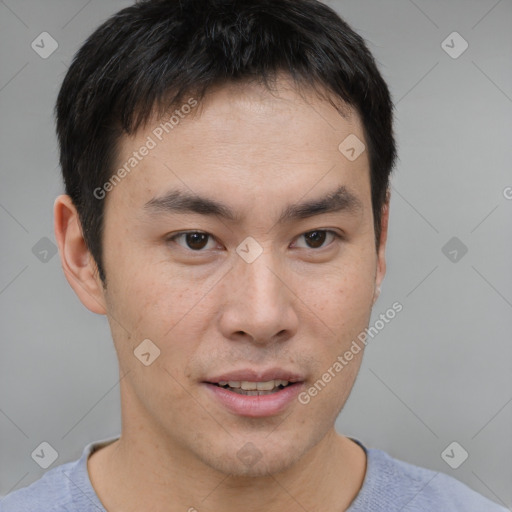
[293,230,341,249]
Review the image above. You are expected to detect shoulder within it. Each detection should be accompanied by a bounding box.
[349,443,508,511]
[0,436,116,512]
[0,460,77,512]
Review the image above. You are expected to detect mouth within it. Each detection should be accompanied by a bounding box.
[203,370,305,417]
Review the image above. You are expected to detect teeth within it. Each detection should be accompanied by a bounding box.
[256,381,274,391]
[217,379,290,390]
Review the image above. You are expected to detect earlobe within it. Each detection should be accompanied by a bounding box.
[372,285,381,305]
[373,189,390,304]
[53,195,107,315]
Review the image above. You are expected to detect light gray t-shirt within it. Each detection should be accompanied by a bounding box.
[1,436,508,511]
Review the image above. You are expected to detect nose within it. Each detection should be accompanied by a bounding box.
[217,249,299,346]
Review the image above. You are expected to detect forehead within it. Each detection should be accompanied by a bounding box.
[109,78,370,214]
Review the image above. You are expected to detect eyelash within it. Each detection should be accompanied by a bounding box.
[167,229,344,252]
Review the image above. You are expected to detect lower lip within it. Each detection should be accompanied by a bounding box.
[203,382,304,417]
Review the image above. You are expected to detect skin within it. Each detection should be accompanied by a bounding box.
[54,75,389,512]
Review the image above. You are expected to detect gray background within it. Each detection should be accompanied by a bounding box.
[0,0,511,507]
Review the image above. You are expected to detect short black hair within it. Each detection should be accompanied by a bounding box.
[56,0,397,284]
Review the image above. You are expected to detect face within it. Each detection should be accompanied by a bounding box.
[90,78,386,476]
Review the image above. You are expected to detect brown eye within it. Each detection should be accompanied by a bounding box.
[304,230,327,249]
[169,232,215,251]
[294,230,340,250]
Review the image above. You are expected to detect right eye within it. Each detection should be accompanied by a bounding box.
[166,231,219,252]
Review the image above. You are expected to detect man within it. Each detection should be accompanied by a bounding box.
[1,0,507,510]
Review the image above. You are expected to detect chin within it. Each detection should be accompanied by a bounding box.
[197,435,313,478]
[212,451,303,478]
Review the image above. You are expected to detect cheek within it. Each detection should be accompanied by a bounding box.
[305,259,375,331]
[105,268,211,370]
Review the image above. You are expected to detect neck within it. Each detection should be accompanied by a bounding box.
[88,425,366,512]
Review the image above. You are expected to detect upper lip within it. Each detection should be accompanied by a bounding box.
[205,368,304,383]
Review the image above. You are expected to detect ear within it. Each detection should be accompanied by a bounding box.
[54,195,107,315]
[373,189,390,305]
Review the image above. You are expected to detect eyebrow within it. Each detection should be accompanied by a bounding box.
[143,184,363,223]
